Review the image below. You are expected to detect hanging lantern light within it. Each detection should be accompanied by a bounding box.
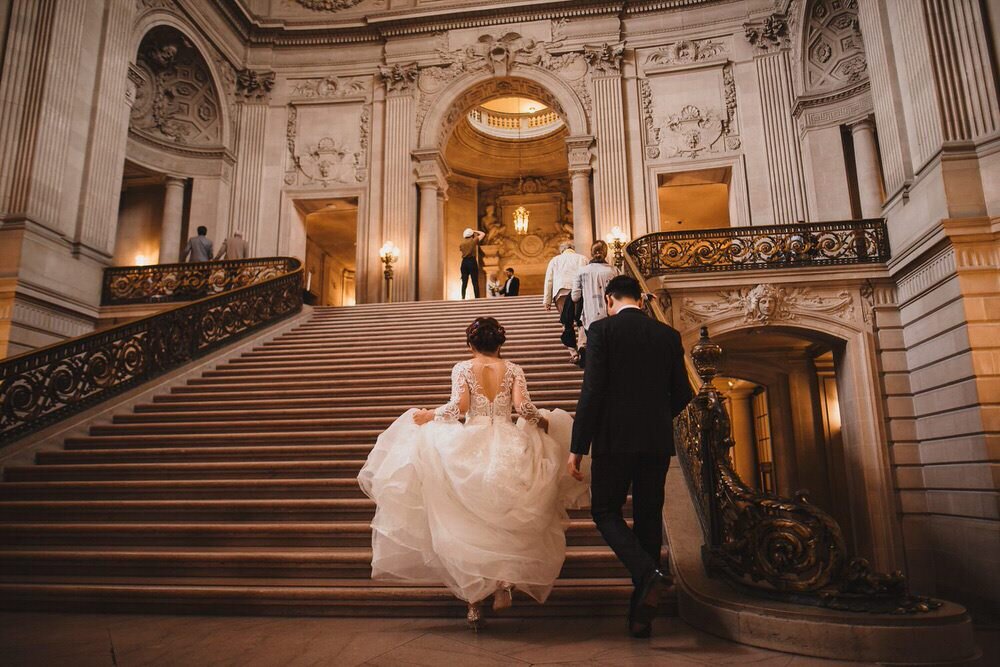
[513,205,530,235]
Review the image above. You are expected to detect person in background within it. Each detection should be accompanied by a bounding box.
[543,242,588,357]
[182,226,213,263]
[501,267,520,297]
[214,231,247,260]
[571,240,619,366]
[486,272,502,298]
[460,228,486,299]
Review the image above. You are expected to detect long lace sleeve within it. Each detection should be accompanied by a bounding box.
[511,365,540,425]
[434,362,468,422]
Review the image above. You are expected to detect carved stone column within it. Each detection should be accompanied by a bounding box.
[229,69,275,256]
[744,15,808,225]
[379,63,419,302]
[413,149,448,301]
[566,135,595,252]
[849,118,884,218]
[727,387,758,489]
[585,44,630,243]
[159,177,187,264]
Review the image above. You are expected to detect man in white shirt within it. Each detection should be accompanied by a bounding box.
[543,241,588,353]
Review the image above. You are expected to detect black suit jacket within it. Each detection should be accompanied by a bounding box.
[502,276,520,296]
[571,308,693,457]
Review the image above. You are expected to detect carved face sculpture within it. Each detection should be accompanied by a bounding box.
[748,284,784,322]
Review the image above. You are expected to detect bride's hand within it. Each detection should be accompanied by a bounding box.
[536,416,549,433]
[413,409,435,425]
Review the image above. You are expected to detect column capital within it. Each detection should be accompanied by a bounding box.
[565,135,594,172]
[163,175,187,188]
[412,149,449,189]
[848,116,876,134]
[584,43,625,77]
[235,69,275,103]
[743,12,790,54]
[379,62,419,94]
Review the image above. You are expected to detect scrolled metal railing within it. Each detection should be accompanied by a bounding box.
[622,244,938,614]
[1,262,303,444]
[101,257,301,306]
[626,218,889,276]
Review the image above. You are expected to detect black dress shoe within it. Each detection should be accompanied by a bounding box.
[628,615,652,638]
[632,569,668,628]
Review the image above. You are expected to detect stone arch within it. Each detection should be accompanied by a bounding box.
[417,67,589,151]
[795,0,868,97]
[129,11,231,148]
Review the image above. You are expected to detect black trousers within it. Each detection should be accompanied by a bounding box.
[559,293,578,348]
[460,257,480,298]
[590,452,670,587]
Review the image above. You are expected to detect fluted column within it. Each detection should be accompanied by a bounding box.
[75,0,136,257]
[566,135,595,252]
[850,119,884,218]
[228,69,274,256]
[379,64,419,302]
[745,18,808,224]
[586,44,630,242]
[413,149,448,301]
[159,177,186,264]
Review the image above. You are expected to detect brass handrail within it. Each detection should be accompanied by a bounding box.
[626,218,889,275]
[1,260,303,444]
[102,257,301,306]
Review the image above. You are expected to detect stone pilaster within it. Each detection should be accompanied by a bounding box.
[566,135,595,253]
[159,177,187,264]
[585,44,630,243]
[413,149,448,301]
[379,63,418,302]
[850,118,885,218]
[363,86,386,305]
[228,69,274,256]
[74,0,137,258]
[745,15,808,225]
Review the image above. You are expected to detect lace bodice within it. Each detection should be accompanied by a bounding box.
[434,360,540,425]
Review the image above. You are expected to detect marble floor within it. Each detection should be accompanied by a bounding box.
[0,612,996,666]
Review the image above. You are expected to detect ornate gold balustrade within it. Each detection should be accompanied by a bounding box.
[101,257,301,306]
[2,262,303,444]
[626,218,889,276]
[621,243,939,614]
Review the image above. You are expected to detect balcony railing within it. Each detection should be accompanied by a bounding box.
[102,257,301,306]
[1,260,303,444]
[626,219,889,276]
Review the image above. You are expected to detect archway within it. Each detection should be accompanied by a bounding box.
[413,70,594,300]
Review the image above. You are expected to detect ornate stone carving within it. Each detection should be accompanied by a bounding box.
[645,39,727,66]
[284,104,368,186]
[479,176,572,263]
[291,75,369,99]
[639,78,660,159]
[235,69,274,101]
[680,284,855,326]
[292,0,364,10]
[805,0,867,92]
[584,42,625,76]
[646,63,740,160]
[665,105,724,158]
[378,63,418,93]
[744,13,790,52]
[130,26,222,147]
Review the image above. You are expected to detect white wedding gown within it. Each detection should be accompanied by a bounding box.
[358,359,589,604]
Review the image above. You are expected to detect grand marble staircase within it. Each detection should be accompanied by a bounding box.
[0,296,654,617]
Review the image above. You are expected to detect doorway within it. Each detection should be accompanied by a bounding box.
[296,198,358,307]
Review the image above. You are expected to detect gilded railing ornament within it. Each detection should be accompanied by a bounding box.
[626,219,889,275]
[674,327,941,613]
[2,261,303,444]
[102,258,300,306]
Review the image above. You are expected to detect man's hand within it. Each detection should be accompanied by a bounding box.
[412,409,435,425]
[567,453,584,481]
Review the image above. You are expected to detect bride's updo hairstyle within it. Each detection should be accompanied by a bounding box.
[466,317,506,353]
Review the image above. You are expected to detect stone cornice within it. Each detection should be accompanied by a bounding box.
[791,80,871,117]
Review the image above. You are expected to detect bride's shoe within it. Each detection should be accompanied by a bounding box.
[493,583,514,612]
[466,603,485,632]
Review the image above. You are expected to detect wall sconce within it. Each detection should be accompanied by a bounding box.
[379,241,400,302]
[134,254,150,266]
[513,205,530,235]
[606,226,629,271]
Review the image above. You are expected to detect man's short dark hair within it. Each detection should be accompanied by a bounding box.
[197,226,208,236]
[505,267,514,274]
[605,275,642,301]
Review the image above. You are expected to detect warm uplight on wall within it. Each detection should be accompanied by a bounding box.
[134,254,150,266]
[513,205,530,235]
[605,225,629,270]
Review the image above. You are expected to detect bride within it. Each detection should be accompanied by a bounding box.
[358,316,587,628]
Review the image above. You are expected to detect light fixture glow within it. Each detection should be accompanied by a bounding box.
[134,254,150,266]
[379,241,400,262]
[513,205,530,235]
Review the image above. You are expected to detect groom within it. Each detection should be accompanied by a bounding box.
[568,275,693,637]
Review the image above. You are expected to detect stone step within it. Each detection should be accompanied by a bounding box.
[4,460,364,482]
[0,479,369,500]
[167,378,582,394]
[140,391,578,410]
[55,445,372,461]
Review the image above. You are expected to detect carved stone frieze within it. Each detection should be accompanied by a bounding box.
[744,13,790,52]
[679,284,855,326]
[290,75,369,99]
[639,78,660,159]
[584,42,625,76]
[645,38,727,68]
[284,103,370,187]
[235,69,275,101]
[378,63,419,93]
[292,0,364,10]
